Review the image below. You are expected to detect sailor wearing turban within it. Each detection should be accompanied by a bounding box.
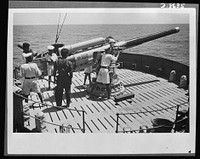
[96,38,120,98]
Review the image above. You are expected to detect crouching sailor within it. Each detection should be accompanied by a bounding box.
[19,53,44,104]
[54,48,73,108]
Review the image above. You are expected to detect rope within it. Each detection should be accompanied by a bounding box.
[55,13,61,44]
[55,12,68,44]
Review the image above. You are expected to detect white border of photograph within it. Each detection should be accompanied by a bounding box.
[7,8,196,155]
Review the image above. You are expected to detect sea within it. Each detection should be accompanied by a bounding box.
[13,24,189,67]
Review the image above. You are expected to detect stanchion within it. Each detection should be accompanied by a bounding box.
[59,122,71,133]
[82,111,85,133]
[35,111,47,132]
[115,113,119,133]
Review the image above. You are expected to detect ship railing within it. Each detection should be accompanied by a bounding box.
[117,116,188,133]
[13,90,86,133]
[115,102,189,133]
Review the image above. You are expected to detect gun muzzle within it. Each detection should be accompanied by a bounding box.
[115,27,180,49]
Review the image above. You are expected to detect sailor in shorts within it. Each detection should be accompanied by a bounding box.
[45,45,58,89]
[20,54,43,104]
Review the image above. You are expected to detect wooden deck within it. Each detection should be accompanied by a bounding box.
[23,68,189,133]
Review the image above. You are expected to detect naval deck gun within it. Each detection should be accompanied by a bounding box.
[58,27,180,72]
[55,27,180,98]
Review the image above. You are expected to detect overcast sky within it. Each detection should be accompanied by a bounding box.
[13,10,190,25]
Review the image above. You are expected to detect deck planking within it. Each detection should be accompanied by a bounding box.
[23,68,188,133]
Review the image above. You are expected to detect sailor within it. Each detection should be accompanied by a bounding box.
[19,53,43,104]
[45,45,58,89]
[95,39,120,98]
[83,66,92,86]
[106,36,115,49]
[54,48,73,107]
[20,42,37,63]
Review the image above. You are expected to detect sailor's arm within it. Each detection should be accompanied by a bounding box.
[53,60,58,77]
[111,51,120,62]
[22,52,32,58]
[114,49,121,57]
[69,62,73,79]
[22,50,38,59]
[51,53,58,62]
[34,64,42,78]
[19,65,25,78]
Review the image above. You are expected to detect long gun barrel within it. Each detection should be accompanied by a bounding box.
[114,27,180,49]
[61,37,106,55]
[63,27,180,71]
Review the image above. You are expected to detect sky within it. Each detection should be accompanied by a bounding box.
[13,10,190,25]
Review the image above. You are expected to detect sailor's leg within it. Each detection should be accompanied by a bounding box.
[48,76,51,89]
[54,75,56,84]
[24,95,29,103]
[54,75,57,84]
[88,74,91,85]
[83,73,87,85]
[37,92,44,103]
[106,84,111,98]
[83,74,87,85]
[32,80,44,103]
[66,84,71,107]
[22,79,31,103]
[55,86,63,106]
[90,82,96,95]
